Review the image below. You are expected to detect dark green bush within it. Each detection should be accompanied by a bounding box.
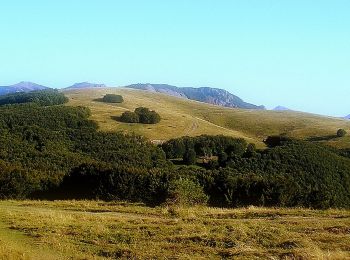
[135,107,161,124]
[119,107,161,124]
[337,129,347,137]
[264,135,291,148]
[120,111,139,123]
[102,94,124,103]
[166,178,208,206]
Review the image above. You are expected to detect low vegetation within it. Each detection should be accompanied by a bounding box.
[166,178,208,206]
[337,128,347,137]
[120,111,139,123]
[120,107,161,124]
[102,94,124,103]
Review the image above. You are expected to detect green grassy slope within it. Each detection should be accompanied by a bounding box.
[0,201,349,259]
[64,88,350,148]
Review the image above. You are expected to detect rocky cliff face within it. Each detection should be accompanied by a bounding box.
[126,83,265,110]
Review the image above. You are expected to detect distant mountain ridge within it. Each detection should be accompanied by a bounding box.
[0,81,49,95]
[273,106,291,111]
[65,82,106,89]
[125,83,265,110]
[344,115,350,120]
[0,81,109,96]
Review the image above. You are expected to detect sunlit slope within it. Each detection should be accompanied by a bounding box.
[64,88,350,148]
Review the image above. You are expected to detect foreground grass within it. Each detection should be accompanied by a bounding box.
[64,88,350,148]
[0,201,349,259]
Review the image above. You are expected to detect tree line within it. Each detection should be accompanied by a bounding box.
[0,89,68,106]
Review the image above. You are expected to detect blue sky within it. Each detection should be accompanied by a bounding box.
[0,1,349,116]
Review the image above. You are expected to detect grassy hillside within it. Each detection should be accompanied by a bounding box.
[0,201,349,259]
[64,88,350,148]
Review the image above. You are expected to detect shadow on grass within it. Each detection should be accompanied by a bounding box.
[110,116,140,124]
[307,135,338,142]
[339,148,350,159]
[170,159,185,165]
[93,98,122,104]
[111,116,122,122]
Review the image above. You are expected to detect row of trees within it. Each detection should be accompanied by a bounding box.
[120,107,161,124]
[162,135,250,162]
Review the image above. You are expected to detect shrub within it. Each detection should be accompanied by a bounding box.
[135,107,150,115]
[264,135,291,148]
[135,107,161,124]
[147,111,161,124]
[102,94,124,103]
[119,107,161,124]
[120,111,139,123]
[166,178,208,206]
[337,129,347,137]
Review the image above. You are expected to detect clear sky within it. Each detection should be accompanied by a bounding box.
[0,1,349,116]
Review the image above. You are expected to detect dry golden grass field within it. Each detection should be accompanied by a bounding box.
[0,200,349,259]
[64,87,350,149]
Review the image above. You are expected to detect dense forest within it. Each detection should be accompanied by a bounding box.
[0,90,349,209]
[0,89,68,106]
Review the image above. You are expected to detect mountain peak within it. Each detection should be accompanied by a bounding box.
[67,82,106,89]
[11,81,46,88]
[273,106,291,111]
[0,81,49,95]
